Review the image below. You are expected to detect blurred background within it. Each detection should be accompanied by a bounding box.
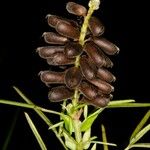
[0,0,149,149]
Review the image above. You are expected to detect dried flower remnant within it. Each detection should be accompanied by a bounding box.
[37,1,119,107]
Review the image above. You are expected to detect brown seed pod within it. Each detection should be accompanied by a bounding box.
[92,37,120,55]
[66,2,87,16]
[90,78,114,94]
[56,21,80,40]
[64,42,83,58]
[88,16,105,36]
[65,67,82,89]
[46,14,78,28]
[81,95,110,107]
[46,52,75,65]
[84,41,113,68]
[48,86,74,102]
[80,55,97,80]
[36,46,64,59]
[43,32,69,45]
[79,81,100,100]
[39,71,65,84]
[97,68,116,83]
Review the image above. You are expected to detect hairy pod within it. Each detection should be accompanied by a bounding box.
[46,52,75,65]
[81,95,110,107]
[79,81,100,100]
[92,37,120,55]
[97,68,116,82]
[43,32,69,45]
[88,17,105,36]
[47,14,78,28]
[37,46,64,58]
[48,86,74,102]
[39,71,64,84]
[65,67,82,89]
[90,78,114,94]
[84,41,113,68]
[56,21,80,40]
[64,42,82,58]
[80,55,96,80]
[66,2,87,16]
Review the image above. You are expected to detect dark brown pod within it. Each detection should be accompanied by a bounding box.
[88,17,105,36]
[81,95,110,107]
[46,14,78,28]
[39,71,64,84]
[56,21,80,40]
[90,78,114,94]
[64,42,82,58]
[43,32,69,45]
[79,81,100,99]
[48,86,74,102]
[46,52,75,65]
[65,67,82,89]
[97,68,116,83]
[36,46,64,59]
[84,41,112,68]
[80,55,96,80]
[92,37,120,55]
[66,2,87,16]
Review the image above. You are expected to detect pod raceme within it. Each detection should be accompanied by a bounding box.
[37,1,119,107]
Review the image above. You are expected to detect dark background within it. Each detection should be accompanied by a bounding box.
[0,0,149,149]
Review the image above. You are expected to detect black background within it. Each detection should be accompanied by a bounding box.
[0,0,149,149]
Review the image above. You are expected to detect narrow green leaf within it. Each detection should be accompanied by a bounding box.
[101,124,109,150]
[48,121,64,130]
[91,141,117,146]
[81,108,104,131]
[130,110,150,141]
[0,99,63,116]
[61,115,73,134]
[13,86,32,103]
[129,143,150,149]
[91,143,97,150]
[0,99,37,108]
[24,112,47,150]
[63,129,77,150]
[2,110,19,150]
[130,124,150,145]
[108,103,150,108]
[84,105,88,119]
[109,100,135,106]
[82,128,91,149]
[13,87,68,150]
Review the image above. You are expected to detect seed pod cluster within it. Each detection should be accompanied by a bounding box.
[37,2,119,107]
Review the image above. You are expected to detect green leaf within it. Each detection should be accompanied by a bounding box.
[129,143,150,149]
[63,129,76,150]
[109,100,135,106]
[130,110,150,141]
[91,143,97,150]
[61,115,73,134]
[91,141,117,146]
[101,124,109,150]
[108,103,150,108]
[2,110,19,150]
[13,87,68,150]
[82,128,91,149]
[48,121,64,130]
[81,108,104,131]
[24,112,47,150]
[0,99,37,108]
[84,105,88,119]
[130,124,150,145]
[13,86,32,103]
